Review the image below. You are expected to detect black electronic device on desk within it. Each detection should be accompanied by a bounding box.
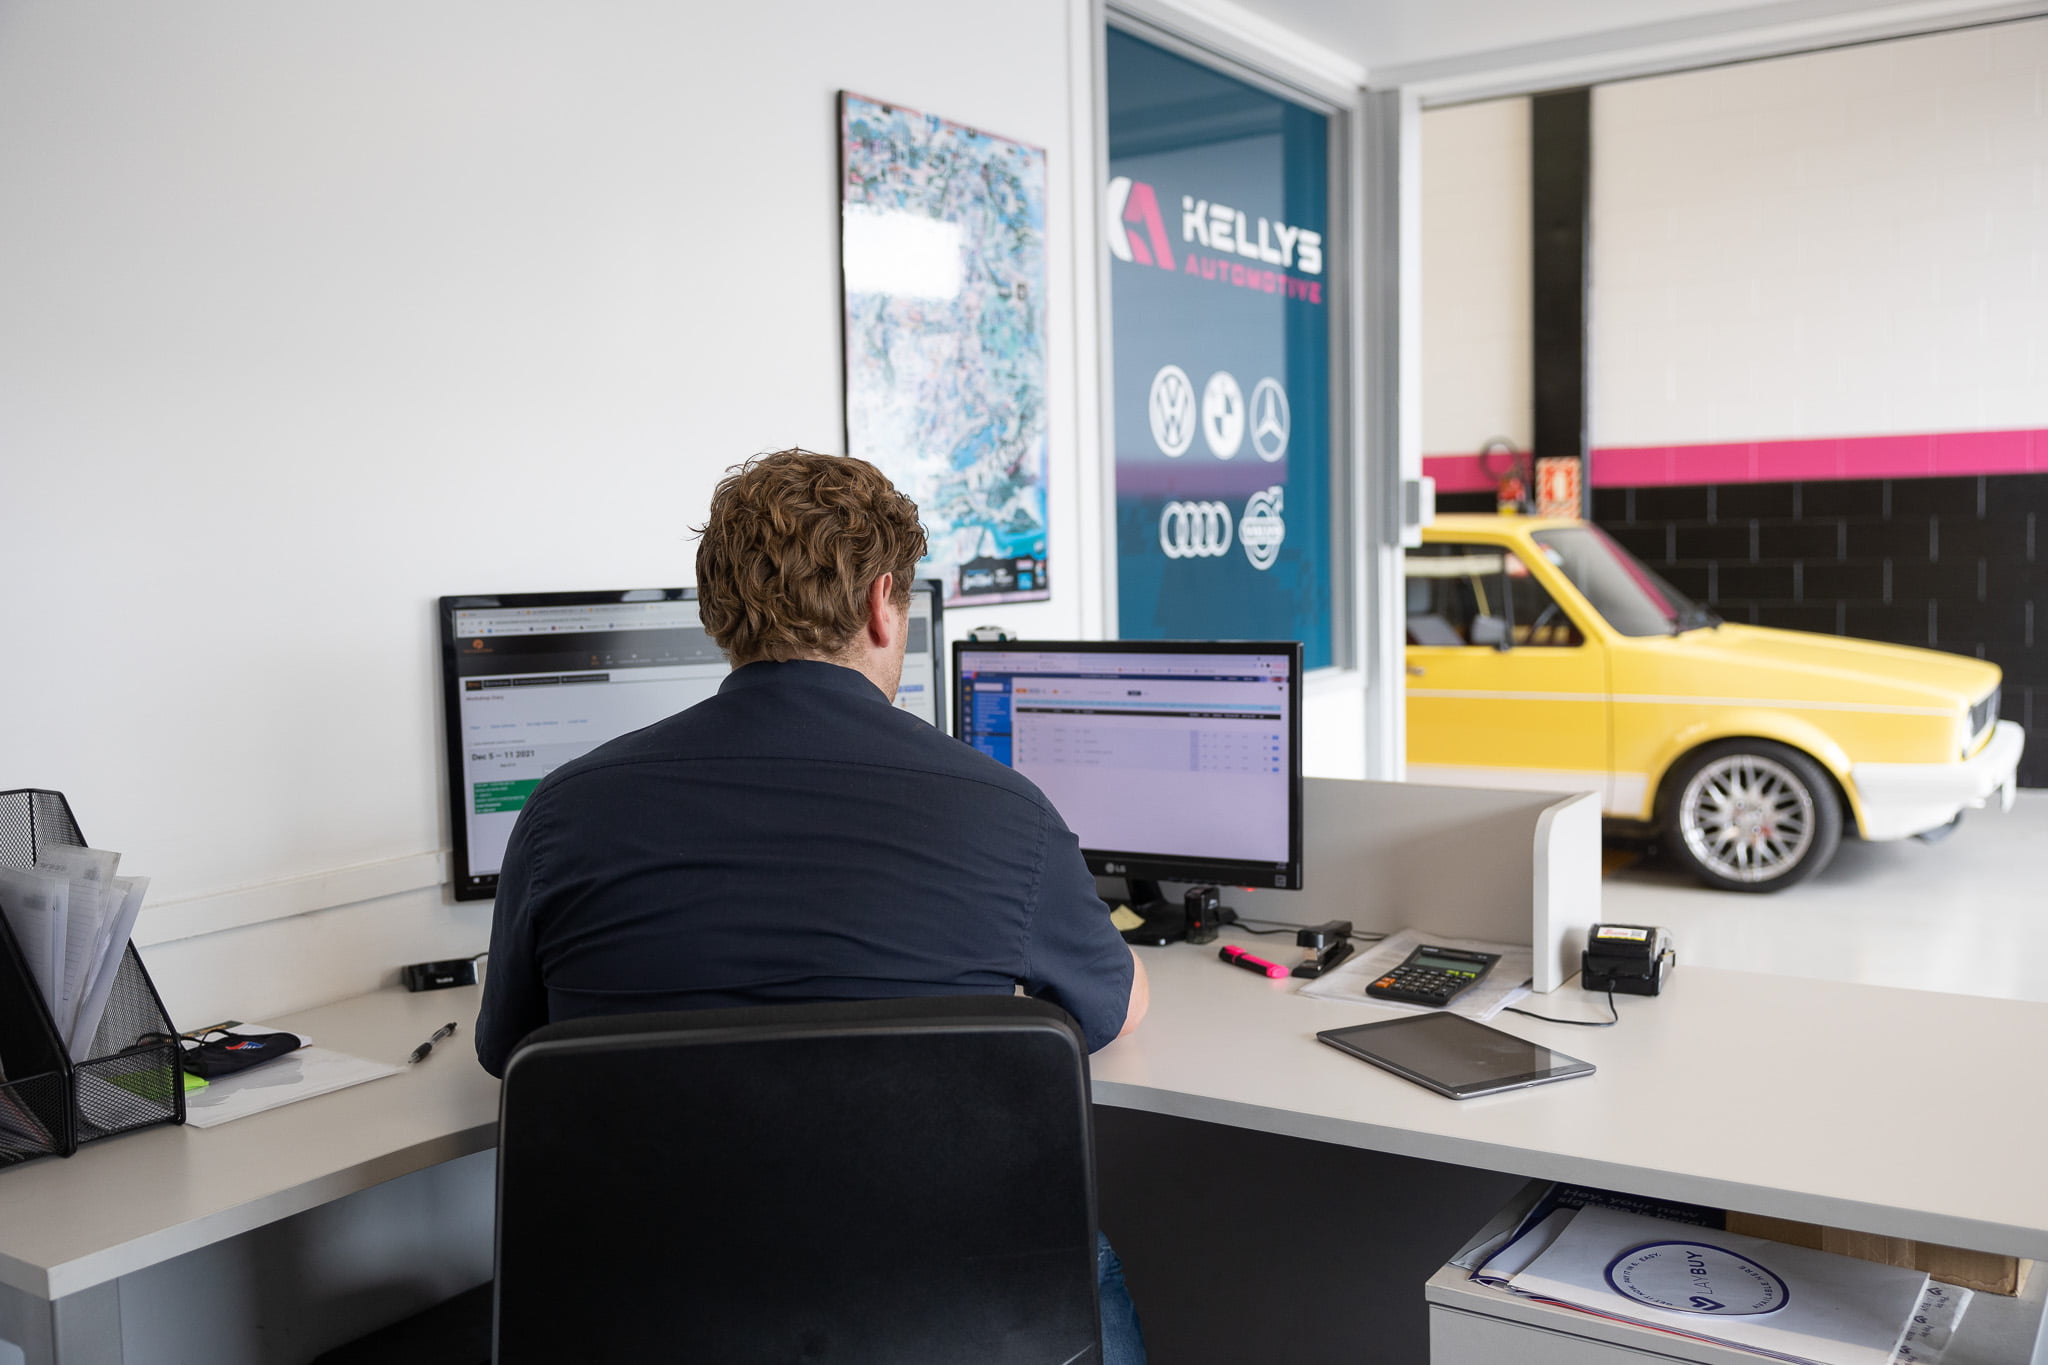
[951,638,1305,946]
[1317,1013,1596,1100]
[1581,923,1674,996]
[1364,945,1499,1008]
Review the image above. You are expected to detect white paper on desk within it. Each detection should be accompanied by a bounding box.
[0,865,70,1028]
[68,876,149,1061]
[183,1024,399,1129]
[1296,928,1533,1021]
[1510,1206,1928,1365]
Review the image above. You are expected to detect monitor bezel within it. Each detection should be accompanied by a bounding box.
[949,638,1305,891]
[439,581,946,903]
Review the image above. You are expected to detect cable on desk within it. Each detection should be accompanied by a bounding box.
[1215,908,1386,942]
[1502,985,1619,1027]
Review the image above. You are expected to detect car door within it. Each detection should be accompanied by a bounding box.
[1404,539,1612,803]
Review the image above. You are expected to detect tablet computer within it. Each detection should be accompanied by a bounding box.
[1316,1012,1595,1099]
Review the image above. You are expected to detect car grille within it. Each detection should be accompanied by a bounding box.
[1969,687,2000,749]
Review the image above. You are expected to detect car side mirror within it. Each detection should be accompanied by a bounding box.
[1469,615,1510,650]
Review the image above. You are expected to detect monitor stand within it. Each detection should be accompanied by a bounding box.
[1111,878,1185,947]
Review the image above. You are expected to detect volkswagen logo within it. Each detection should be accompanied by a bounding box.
[1148,365,1196,457]
[1241,486,1285,570]
[1159,500,1233,559]
[1250,378,1290,462]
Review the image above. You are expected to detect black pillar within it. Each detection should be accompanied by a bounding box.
[1531,88,1592,515]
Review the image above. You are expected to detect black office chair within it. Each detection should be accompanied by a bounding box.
[494,995,1103,1364]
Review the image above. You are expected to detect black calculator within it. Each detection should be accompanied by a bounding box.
[1364,945,1500,1007]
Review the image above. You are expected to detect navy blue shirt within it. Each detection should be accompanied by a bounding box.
[476,659,1133,1073]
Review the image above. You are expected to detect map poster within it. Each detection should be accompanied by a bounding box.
[839,92,1051,605]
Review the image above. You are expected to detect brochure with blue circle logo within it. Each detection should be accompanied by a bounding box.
[1501,1205,1935,1365]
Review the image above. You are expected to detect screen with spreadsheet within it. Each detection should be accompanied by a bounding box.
[440,582,944,900]
[952,640,1302,890]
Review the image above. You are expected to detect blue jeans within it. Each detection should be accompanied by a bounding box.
[1098,1232,1148,1365]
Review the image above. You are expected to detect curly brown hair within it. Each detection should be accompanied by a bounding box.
[694,449,929,665]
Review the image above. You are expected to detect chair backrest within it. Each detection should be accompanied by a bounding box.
[495,995,1101,1365]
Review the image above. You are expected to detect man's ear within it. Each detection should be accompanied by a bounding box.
[865,572,899,649]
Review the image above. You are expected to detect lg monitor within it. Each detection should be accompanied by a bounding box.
[951,640,1304,929]
[440,581,944,901]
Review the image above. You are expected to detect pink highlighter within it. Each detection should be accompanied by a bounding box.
[1218,944,1290,979]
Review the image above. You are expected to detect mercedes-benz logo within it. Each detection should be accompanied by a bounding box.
[1148,365,1195,457]
[1250,378,1290,462]
[1202,371,1245,459]
[1158,500,1234,559]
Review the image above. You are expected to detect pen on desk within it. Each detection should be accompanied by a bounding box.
[408,1022,459,1065]
[1218,944,1290,980]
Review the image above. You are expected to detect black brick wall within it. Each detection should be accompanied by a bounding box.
[1427,477,2045,787]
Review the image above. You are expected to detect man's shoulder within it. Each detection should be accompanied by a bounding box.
[534,681,1058,815]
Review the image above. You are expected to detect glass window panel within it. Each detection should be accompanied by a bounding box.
[1106,28,1337,669]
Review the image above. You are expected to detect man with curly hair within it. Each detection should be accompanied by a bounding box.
[478,448,1149,1359]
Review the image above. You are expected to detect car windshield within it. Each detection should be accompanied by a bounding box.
[1530,525,1712,637]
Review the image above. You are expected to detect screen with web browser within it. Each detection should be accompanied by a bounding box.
[952,639,1302,890]
[440,582,943,899]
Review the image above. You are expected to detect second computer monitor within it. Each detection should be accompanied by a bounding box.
[952,640,1304,892]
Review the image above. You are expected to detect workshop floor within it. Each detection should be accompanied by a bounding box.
[1601,789,2048,1003]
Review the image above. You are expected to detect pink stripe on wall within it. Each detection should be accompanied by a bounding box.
[1423,428,2048,491]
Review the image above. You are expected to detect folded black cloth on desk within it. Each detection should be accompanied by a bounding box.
[178,1030,305,1079]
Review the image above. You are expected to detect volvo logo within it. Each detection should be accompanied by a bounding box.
[1149,365,1195,457]
[1249,378,1290,462]
[1241,486,1285,570]
[1159,500,1234,558]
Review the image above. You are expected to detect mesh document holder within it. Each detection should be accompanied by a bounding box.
[0,789,183,1169]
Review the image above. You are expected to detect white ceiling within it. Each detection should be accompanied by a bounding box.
[1221,0,2048,88]
[1233,0,1784,71]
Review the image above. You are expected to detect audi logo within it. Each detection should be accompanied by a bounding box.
[1159,500,1234,558]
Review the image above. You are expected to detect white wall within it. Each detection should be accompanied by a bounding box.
[1420,96,1532,457]
[0,0,1105,1016]
[1592,16,2048,446]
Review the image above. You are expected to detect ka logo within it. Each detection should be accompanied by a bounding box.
[1202,371,1245,459]
[1249,378,1290,462]
[1103,177,1177,271]
[1149,365,1196,457]
[1241,486,1285,571]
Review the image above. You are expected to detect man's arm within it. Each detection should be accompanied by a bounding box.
[1021,811,1144,1053]
[1118,947,1150,1038]
[474,803,551,1077]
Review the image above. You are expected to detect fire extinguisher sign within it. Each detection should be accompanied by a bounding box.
[1536,457,1583,519]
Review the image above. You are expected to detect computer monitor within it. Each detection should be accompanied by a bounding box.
[440,581,945,901]
[951,640,1304,919]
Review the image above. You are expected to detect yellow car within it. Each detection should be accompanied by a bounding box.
[1404,514,2025,891]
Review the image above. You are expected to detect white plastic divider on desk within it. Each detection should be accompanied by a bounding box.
[1184,777,1602,992]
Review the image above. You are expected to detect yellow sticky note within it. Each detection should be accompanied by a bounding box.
[1109,905,1146,932]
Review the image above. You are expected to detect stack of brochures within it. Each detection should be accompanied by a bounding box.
[1468,1189,1972,1365]
[0,846,150,1063]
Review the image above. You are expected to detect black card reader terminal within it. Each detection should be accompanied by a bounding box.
[1364,945,1499,1007]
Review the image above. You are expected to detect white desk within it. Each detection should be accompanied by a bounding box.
[3,958,2045,1364]
[0,986,499,1363]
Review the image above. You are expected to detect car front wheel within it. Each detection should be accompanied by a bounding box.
[1662,741,1842,892]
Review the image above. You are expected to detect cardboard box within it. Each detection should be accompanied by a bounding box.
[1725,1212,2032,1296]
